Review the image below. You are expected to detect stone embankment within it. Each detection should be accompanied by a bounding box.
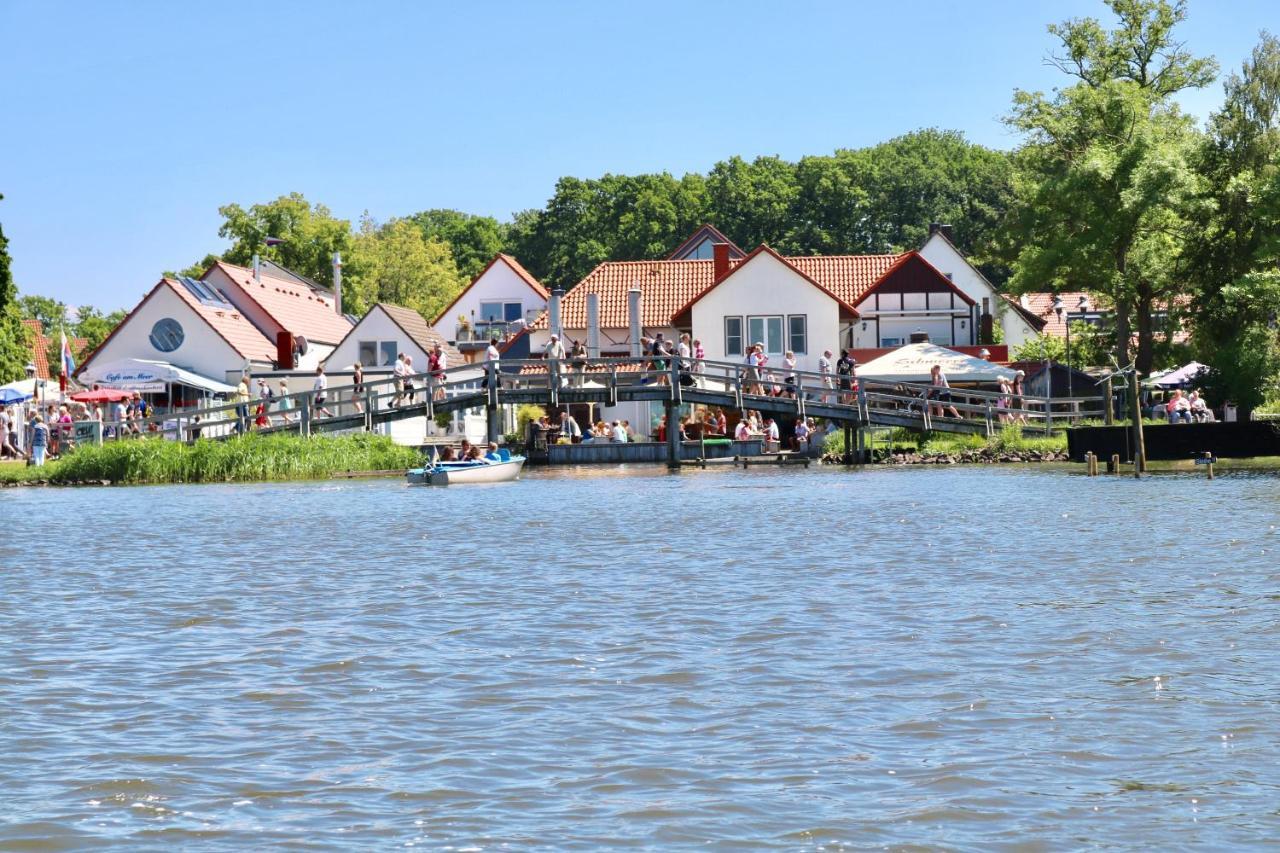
[823,449,1071,465]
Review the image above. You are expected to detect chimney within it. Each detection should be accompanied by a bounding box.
[628,288,642,357]
[928,222,954,242]
[276,330,295,370]
[909,329,930,344]
[712,242,730,280]
[332,252,343,317]
[586,292,600,359]
[252,253,261,283]
[549,288,564,340]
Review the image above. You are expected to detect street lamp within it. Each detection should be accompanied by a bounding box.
[1053,294,1091,398]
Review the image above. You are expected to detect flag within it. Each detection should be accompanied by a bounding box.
[60,327,76,377]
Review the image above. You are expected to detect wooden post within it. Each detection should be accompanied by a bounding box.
[1103,376,1114,425]
[1110,453,1120,474]
[365,383,374,432]
[300,394,312,438]
[1204,451,1214,480]
[843,423,853,464]
[1130,371,1146,476]
[487,403,500,445]
[665,400,679,469]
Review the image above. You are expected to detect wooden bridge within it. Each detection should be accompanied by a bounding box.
[85,356,1102,466]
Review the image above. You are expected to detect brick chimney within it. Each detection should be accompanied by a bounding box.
[712,243,730,280]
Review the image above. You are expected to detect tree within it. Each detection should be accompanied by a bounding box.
[0,194,31,383]
[217,193,354,292]
[1011,321,1113,368]
[1002,0,1217,376]
[165,253,223,280]
[347,217,466,320]
[75,306,127,354]
[1188,32,1280,414]
[705,156,799,253]
[405,209,507,280]
[17,294,68,331]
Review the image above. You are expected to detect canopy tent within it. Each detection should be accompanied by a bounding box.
[0,378,45,400]
[1146,361,1208,389]
[70,387,133,403]
[0,387,31,404]
[78,358,237,395]
[855,343,1017,384]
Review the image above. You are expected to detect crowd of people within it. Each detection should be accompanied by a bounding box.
[0,390,168,465]
[1152,388,1215,423]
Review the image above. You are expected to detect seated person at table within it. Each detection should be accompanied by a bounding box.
[734,419,751,441]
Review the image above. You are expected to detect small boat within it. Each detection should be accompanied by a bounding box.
[406,449,526,486]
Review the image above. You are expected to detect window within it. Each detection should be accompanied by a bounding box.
[149,318,184,352]
[787,315,807,354]
[747,316,784,355]
[725,316,743,356]
[358,341,377,367]
[379,341,398,366]
[480,301,522,323]
[881,337,903,347]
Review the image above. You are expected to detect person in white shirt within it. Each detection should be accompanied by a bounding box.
[485,336,502,393]
[793,417,810,451]
[313,366,333,418]
[765,418,780,442]
[391,353,407,408]
[544,334,566,360]
[611,420,628,443]
[559,410,581,442]
[817,349,834,403]
[734,418,751,441]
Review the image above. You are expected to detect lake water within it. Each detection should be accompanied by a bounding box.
[2,465,1279,849]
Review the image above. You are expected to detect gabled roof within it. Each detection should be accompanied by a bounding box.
[666,224,747,260]
[77,278,278,376]
[670,244,860,325]
[328,303,463,367]
[431,253,549,326]
[921,229,1047,331]
[850,251,977,307]
[532,259,720,331]
[785,254,904,306]
[206,261,353,345]
[23,319,87,380]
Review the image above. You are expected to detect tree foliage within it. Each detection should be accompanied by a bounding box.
[0,193,31,383]
[347,217,466,320]
[1002,0,1217,376]
[1188,31,1280,414]
[1011,321,1113,368]
[217,193,355,291]
[405,209,507,281]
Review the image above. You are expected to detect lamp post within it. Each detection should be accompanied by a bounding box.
[1054,295,1091,398]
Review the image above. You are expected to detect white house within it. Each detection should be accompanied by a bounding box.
[917,224,1044,346]
[431,253,548,360]
[77,276,278,405]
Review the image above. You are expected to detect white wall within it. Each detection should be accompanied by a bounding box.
[918,234,1038,347]
[432,260,547,342]
[203,266,285,341]
[82,285,260,381]
[325,307,430,370]
[691,252,840,374]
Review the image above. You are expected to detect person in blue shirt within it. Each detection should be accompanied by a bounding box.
[484,442,501,461]
[30,415,49,467]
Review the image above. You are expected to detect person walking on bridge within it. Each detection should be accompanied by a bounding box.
[313,366,334,419]
[429,342,447,402]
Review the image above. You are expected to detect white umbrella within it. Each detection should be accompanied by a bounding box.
[856,343,1017,383]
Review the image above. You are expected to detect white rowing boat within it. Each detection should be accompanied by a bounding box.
[406,452,526,486]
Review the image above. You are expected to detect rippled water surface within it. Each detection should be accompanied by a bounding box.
[3,465,1280,849]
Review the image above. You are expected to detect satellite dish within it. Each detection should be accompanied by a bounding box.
[293,335,309,357]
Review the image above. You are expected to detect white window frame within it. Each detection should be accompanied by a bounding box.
[747,315,785,356]
[787,314,807,355]
[724,316,744,357]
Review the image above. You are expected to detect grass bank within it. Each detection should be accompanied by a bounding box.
[0,433,424,486]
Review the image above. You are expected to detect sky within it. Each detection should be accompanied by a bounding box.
[1,0,1274,310]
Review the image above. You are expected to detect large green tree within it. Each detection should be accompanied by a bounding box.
[405,209,507,281]
[0,194,31,382]
[216,193,355,292]
[1188,32,1280,414]
[347,217,466,320]
[1002,0,1217,375]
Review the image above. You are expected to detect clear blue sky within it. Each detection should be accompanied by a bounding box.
[1,0,1272,310]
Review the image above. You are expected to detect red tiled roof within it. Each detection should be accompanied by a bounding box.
[22,319,87,379]
[431,253,548,326]
[533,251,908,332]
[166,278,279,361]
[207,261,353,345]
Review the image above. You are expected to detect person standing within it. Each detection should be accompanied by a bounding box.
[929,364,961,420]
[782,350,798,399]
[818,349,834,404]
[313,366,334,418]
[544,334,566,360]
[278,377,293,425]
[836,349,856,405]
[30,415,49,466]
[403,355,417,404]
[430,342,448,401]
[351,364,365,414]
[234,374,251,434]
[390,353,407,408]
[559,410,581,443]
[485,336,502,393]
[611,420,628,443]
